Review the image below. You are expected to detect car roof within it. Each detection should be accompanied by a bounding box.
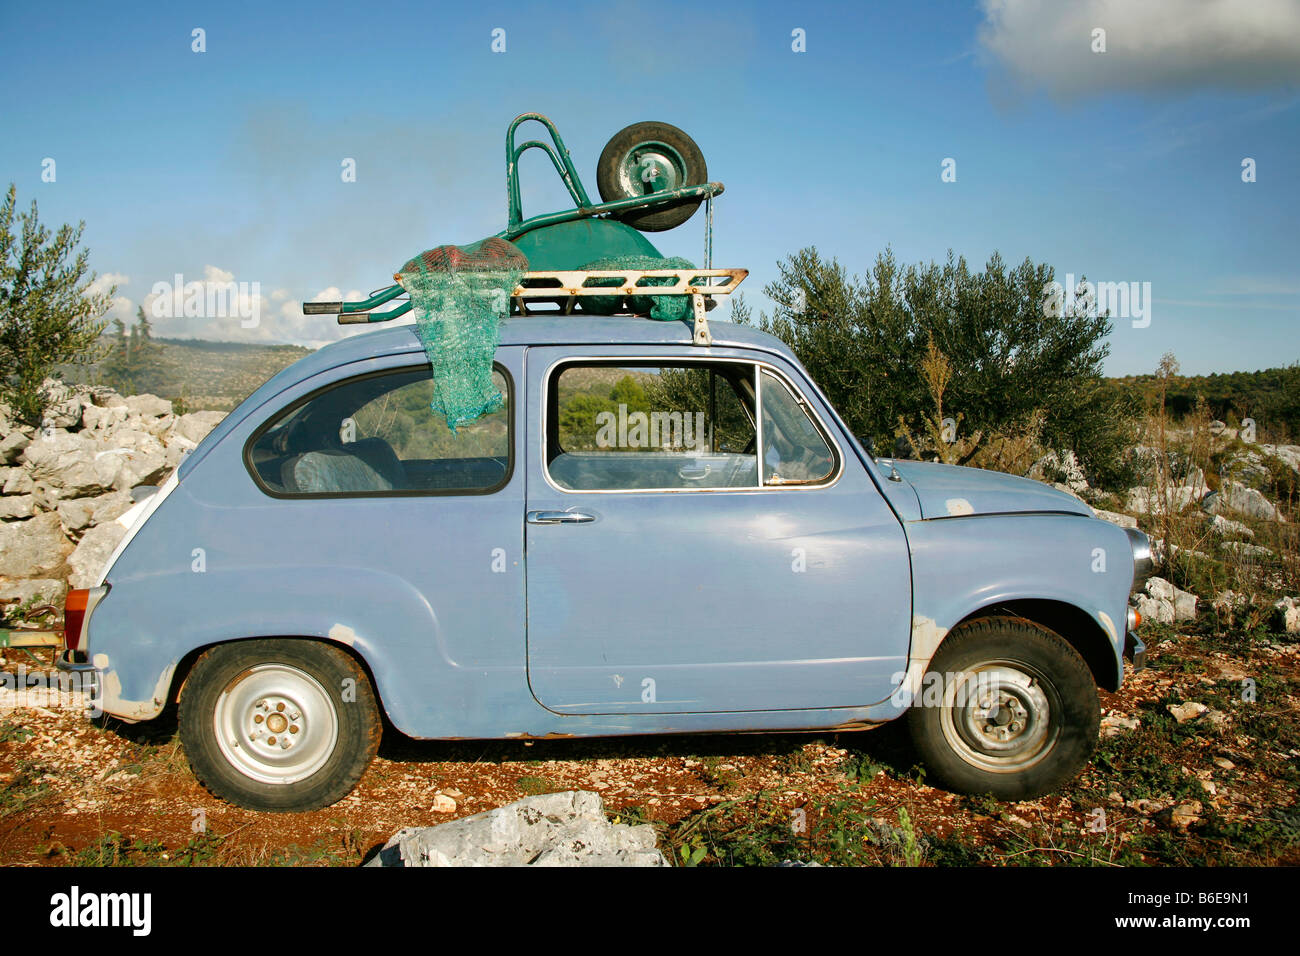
[279,316,793,387]
[333,314,787,360]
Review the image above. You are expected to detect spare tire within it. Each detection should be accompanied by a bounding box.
[596,121,708,232]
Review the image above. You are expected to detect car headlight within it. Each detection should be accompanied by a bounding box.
[1125,527,1154,592]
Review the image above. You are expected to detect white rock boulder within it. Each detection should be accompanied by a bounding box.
[366,791,666,867]
[0,513,73,577]
[67,521,127,589]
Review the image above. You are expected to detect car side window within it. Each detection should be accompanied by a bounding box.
[248,366,510,496]
[759,369,836,485]
[547,362,758,491]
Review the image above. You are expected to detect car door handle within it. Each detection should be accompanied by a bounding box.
[527,510,597,525]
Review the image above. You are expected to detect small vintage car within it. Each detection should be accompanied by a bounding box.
[59,315,1152,811]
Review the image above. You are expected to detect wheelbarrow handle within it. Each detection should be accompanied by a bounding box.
[302,301,342,315]
[337,301,412,324]
[507,113,593,232]
[303,282,406,316]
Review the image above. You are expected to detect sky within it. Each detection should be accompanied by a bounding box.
[1,0,1297,376]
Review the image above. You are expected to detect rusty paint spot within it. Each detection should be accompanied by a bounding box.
[828,720,878,733]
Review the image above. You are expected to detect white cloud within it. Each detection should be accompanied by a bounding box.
[121,268,405,348]
[76,262,414,349]
[979,0,1300,99]
[104,295,136,323]
[84,272,135,324]
[86,271,129,297]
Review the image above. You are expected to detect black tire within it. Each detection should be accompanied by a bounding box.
[596,121,707,232]
[179,639,380,812]
[906,616,1099,800]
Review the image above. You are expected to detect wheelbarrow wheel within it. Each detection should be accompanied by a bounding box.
[597,121,708,232]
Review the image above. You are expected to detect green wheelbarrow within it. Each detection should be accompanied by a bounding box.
[304,112,743,328]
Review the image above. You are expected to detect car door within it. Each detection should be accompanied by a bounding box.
[524,346,912,715]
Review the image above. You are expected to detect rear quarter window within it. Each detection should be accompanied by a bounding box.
[245,365,512,497]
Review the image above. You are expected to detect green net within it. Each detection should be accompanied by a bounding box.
[395,237,528,432]
[579,255,696,321]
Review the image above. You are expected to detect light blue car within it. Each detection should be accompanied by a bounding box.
[59,317,1152,811]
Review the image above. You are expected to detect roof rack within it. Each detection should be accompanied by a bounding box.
[304,266,747,347]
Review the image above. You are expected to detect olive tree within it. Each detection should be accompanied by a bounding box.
[0,183,114,425]
[734,246,1139,490]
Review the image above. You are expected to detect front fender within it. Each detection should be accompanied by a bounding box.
[868,512,1134,721]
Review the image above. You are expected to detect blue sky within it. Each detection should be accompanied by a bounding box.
[1,0,1297,376]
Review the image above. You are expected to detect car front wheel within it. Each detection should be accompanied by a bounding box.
[179,639,381,812]
[906,616,1100,800]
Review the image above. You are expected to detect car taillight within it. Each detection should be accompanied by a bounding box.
[63,586,108,651]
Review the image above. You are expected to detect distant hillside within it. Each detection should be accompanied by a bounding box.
[1109,363,1300,442]
[60,338,314,412]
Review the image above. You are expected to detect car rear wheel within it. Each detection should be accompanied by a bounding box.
[906,616,1099,800]
[179,639,380,812]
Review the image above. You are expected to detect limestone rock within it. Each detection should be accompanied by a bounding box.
[124,394,173,419]
[20,432,121,496]
[1160,801,1202,831]
[1221,541,1274,559]
[0,578,66,607]
[0,431,30,464]
[366,791,666,867]
[173,411,226,445]
[1,466,34,495]
[1167,701,1208,724]
[67,521,127,589]
[1093,509,1138,529]
[0,494,35,520]
[1206,514,1253,539]
[1275,596,1300,634]
[0,513,72,576]
[1135,577,1197,623]
[1206,484,1284,522]
[1135,592,1173,625]
[1125,485,1200,516]
[1100,714,1140,738]
[81,403,129,432]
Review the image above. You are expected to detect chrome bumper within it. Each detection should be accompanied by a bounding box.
[55,649,100,694]
[1124,631,1147,671]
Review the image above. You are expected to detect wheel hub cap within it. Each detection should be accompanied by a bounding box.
[619,143,687,196]
[214,664,338,785]
[940,663,1059,773]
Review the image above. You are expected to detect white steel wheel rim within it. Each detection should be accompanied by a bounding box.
[938,661,1060,774]
[214,663,339,786]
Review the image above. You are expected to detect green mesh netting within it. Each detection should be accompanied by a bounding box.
[579,255,696,321]
[395,237,528,432]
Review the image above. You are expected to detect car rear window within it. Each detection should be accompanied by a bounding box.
[246,365,511,496]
